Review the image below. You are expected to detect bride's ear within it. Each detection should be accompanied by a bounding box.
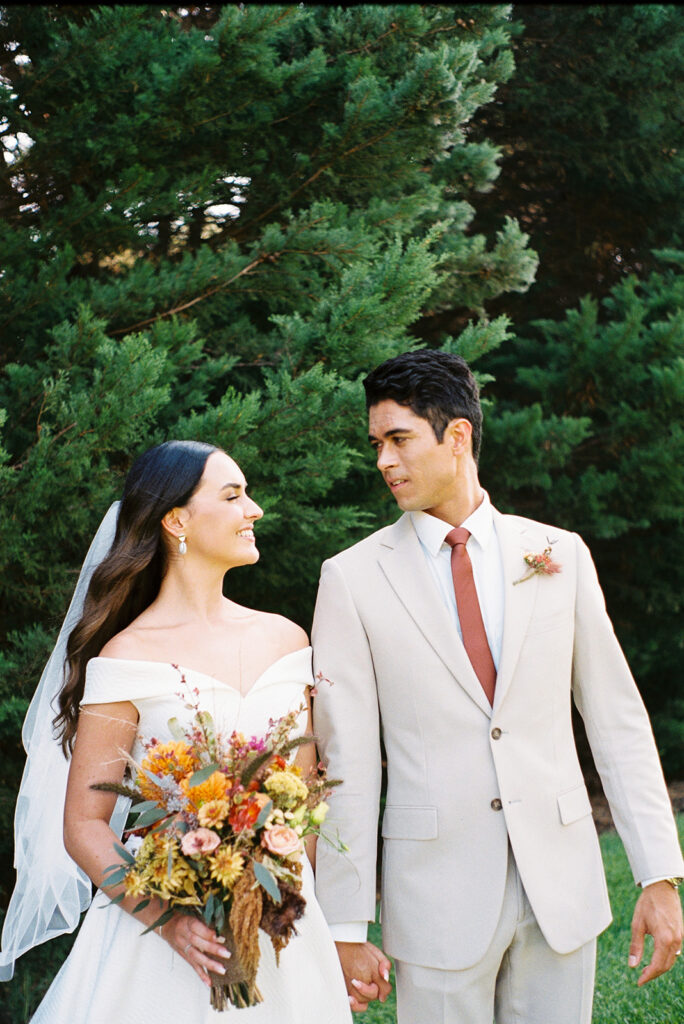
[161,507,187,541]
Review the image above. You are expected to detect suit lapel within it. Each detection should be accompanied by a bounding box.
[377,514,492,717]
[493,510,539,711]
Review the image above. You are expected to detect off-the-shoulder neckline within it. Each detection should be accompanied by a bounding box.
[88,645,312,698]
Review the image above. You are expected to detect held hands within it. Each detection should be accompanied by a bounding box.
[335,940,392,1012]
[161,913,233,987]
[629,881,683,986]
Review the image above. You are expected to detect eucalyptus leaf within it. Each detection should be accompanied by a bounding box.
[140,907,175,936]
[132,806,170,829]
[188,762,220,787]
[113,842,136,865]
[103,892,126,906]
[102,870,128,888]
[255,799,273,829]
[150,818,174,835]
[130,799,161,814]
[253,859,282,904]
[132,898,151,914]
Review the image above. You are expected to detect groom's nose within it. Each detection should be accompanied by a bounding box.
[376,445,397,471]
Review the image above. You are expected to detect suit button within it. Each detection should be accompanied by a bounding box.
[491,798,503,811]
[491,727,502,740]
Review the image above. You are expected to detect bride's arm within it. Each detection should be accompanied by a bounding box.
[64,700,231,986]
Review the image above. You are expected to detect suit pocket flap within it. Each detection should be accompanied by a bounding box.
[381,805,438,840]
[557,784,592,825]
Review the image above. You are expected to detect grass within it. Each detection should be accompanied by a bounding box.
[1,818,682,1023]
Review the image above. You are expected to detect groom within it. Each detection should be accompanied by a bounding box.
[312,350,683,1022]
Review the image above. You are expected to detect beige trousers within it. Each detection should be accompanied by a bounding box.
[394,849,596,1024]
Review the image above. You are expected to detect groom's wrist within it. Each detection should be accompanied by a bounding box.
[639,875,683,889]
[328,921,369,943]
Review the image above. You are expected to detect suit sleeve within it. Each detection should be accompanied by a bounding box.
[312,557,383,929]
[571,534,684,883]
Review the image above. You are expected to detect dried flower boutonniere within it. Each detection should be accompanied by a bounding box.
[513,540,562,586]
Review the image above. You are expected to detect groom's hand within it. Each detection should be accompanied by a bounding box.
[628,881,683,985]
[335,940,392,1012]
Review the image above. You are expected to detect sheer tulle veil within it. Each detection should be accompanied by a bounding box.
[0,502,129,980]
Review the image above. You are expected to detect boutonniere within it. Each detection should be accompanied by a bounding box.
[513,540,562,586]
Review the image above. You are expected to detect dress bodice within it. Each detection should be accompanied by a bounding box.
[82,647,313,761]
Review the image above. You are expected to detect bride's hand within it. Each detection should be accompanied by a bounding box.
[160,914,232,986]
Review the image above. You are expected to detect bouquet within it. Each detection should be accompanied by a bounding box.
[95,680,342,1011]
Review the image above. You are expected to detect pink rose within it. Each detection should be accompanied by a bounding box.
[261,824,302,859]
[181,828,221,856]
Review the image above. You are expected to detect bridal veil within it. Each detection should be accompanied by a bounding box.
[0,502,128,980]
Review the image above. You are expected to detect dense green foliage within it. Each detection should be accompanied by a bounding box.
[468,3,684,325]
[0,2,545,905]
[0,3,683,1006]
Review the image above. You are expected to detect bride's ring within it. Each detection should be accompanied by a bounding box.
[184,942,193,955]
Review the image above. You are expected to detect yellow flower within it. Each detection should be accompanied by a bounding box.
[137,741,200,803]
[180,771,230,812]
[135,833,199,901]
[264,770,308,807]
[124,870,147,898]
[208,845,244,889]
[197,798,231,829]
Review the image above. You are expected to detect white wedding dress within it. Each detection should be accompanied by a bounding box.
[31,647,352,1024]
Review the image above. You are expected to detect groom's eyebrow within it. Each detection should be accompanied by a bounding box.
[368,428,412,442]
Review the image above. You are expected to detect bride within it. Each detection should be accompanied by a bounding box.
[0,440,354,1022]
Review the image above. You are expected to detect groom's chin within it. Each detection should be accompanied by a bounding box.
[393,495,423,513]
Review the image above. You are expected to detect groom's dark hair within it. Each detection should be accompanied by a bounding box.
[363,349,483,461]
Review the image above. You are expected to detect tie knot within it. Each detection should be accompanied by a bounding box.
[445,527,470,549]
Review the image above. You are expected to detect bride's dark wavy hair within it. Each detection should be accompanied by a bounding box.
[55,439,222,755]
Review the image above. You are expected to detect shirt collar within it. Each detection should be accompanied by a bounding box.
[410,491,494,557]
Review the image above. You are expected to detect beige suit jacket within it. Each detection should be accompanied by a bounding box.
[312,509,684,970]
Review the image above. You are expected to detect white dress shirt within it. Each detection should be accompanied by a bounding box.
[410,491,505,671]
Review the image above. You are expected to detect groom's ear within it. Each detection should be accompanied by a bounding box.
[161,507,187,540]
[446,417,473,458]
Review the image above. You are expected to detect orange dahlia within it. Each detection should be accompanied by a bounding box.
[137,741,200,803]
[180,770,230,813]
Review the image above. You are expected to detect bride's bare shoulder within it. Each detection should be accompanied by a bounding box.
[251,609,309,655]
[97,623,152,660]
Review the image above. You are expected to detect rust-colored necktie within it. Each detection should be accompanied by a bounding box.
[445,527,496,705]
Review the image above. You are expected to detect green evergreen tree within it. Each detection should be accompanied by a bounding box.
[0,3,547,952]
[414,2,684,341]
[501,254,684,767]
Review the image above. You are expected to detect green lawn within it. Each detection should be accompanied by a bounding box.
[1,818,682,1023]
[363,815,684,1024]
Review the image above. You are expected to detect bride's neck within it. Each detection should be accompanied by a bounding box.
[154,562,228,623]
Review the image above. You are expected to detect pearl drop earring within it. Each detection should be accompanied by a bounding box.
[178,534,187,555]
